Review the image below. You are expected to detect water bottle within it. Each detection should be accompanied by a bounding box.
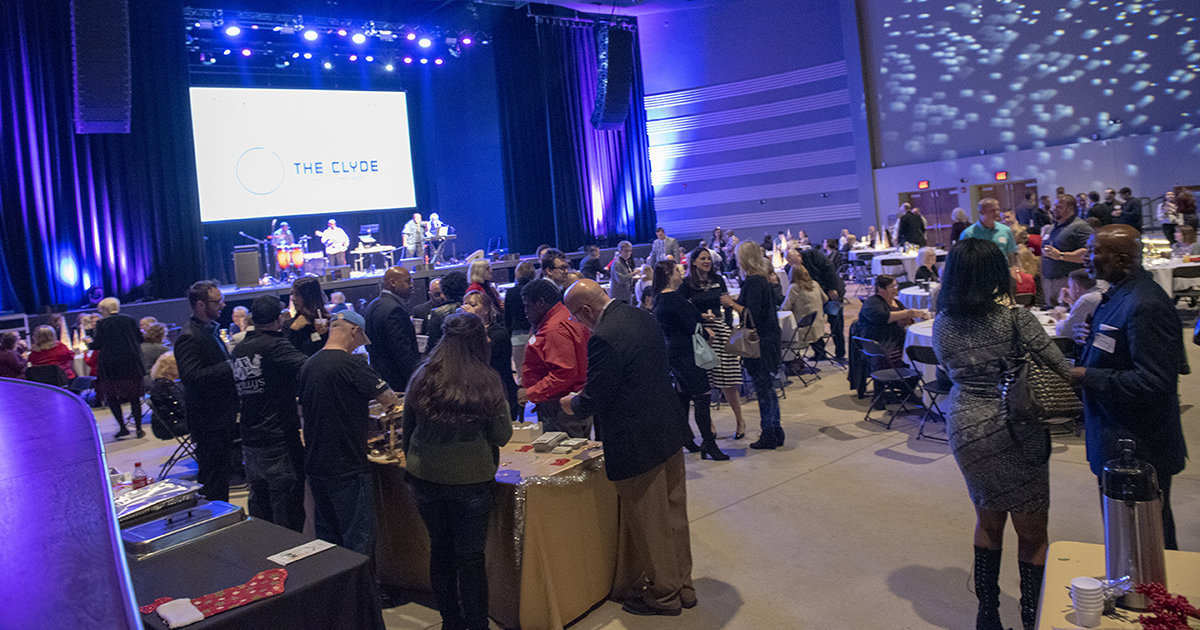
[1102,439,1167,611]
[131,462,149,490]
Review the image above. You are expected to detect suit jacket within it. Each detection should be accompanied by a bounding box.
[1090,202,1114,226]
[609,256,637,303]
[800,248,845,297]
[364,291,419,391]
[174,316,238,432]
[580,254,607,281]
[571,301,687,481]
[1079,269,1187,477]
[898,212,927,247]
[1117,198,1143,232]
[649,237,681,265]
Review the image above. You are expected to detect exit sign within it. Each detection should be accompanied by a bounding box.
[995,171,1008,181]
[917,180,930,189]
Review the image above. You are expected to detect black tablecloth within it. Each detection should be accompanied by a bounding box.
[129,518,383,630]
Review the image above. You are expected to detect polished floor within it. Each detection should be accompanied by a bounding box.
[100,302,1199,630]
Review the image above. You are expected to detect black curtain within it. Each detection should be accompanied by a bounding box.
[493,9,655,254]
[0,0,203,314]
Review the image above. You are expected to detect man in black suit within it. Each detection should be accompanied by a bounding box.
[579,245,607,282]
[411,278,444,323]
[561,280,694,617]
[1071,225,1187,550]
[897,206,927,248]
[1089,188,1116,226]
[175,280,239,501]
[363,266,419,391]
[1113,186,1143,232]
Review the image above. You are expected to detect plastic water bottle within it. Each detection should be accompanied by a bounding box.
[131,462,149,489]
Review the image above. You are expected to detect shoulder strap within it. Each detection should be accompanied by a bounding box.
[1010,308,1026,358]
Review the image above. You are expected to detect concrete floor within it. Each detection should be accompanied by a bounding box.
[100,299,1199,630]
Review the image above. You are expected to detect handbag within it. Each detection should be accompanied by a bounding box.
[693,323,721,370]
[998,309,1082,424]
[727,306,761,359]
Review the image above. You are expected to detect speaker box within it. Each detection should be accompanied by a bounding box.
[72,0,132,134]
[590,26,634,131]
[233,246,260,288]
[326,265,350,282]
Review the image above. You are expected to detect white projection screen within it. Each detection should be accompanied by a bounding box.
[189,87,417,222]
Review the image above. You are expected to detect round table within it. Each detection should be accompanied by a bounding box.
[871,250,946,279]
[1145,259,1200,298]
[848,247,895,261]
[898,285,939,311]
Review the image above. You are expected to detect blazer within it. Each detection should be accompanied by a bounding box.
[649,237,681,265]
[174,316,238,432]
[363,290,419,391]
[1079,269,1187,477]
[572,301,688,481]
[609,256,637,304]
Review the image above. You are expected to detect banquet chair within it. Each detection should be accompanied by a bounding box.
[147,379,196,480]
[781,311,820,386]
[850,256,874,297]
[903,345,949,443]
[897,281,917,291]
[1171,265,1200,317]
[853,336,921,429]
[877,258,907,282]
[25,364,70,388]
[1014,293,1036,307]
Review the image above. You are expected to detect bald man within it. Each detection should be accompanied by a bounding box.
[1071,225,1188,550]
[561,280,695,617]
[364,266,419,391]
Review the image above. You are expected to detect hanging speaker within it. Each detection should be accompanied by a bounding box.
[590,26,634,131]
[72,0,132,134]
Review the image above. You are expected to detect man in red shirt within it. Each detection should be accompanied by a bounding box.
[520,279,591,438]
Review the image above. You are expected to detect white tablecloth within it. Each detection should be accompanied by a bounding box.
[1146,260,1200,297]
[73,353,90,378]
[778,311,796,342]
[848,248,895,261]
[898,285,938,311]
[871,250,946,279]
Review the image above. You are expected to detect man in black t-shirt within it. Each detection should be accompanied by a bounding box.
[298,311,399,558]
[232,296,309,532]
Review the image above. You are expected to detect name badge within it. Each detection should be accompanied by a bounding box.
[1093,333,1116,354]
[310,332,323,343]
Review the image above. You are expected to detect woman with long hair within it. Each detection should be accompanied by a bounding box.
[285,276,330,356]
[403,313,513,630]
[721,241,783,449]
[467,259,504,316]
[680,246,748,439]
[652,260,729,460]
[461,289,521,423]
[932,238,1068,630]
[28,325,76,379]
[781,264,827,347]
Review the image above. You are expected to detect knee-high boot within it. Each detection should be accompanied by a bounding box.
[974,546,1004,630]
[1018,561,1044,630]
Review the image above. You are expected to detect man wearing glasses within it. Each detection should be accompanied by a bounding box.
[540,248,572,290]
[175,280,239,502]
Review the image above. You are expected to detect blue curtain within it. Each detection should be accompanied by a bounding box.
[0,0,203,314]
[493,10,655,254]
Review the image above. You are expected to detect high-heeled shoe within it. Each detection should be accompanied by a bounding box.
[733,425,746,440]
[700,441,730,461]
[685,439,701,453]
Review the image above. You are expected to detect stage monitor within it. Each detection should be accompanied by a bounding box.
[189,87,417,223]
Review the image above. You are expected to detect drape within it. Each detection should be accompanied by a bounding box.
[0,0,203,314]
[493,10,655,255]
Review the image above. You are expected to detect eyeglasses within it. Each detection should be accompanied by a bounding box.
[206,298,225,304]
[552,265,571,272]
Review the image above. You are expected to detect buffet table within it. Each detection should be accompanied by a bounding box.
[1038,540,1200,630]
[372,441,619,630]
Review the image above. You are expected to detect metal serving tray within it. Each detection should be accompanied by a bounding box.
[121,500,245,558]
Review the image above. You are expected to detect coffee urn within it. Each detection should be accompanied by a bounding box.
[1102,439,1167,611]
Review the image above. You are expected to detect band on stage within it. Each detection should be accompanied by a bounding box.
[260,214,456,281]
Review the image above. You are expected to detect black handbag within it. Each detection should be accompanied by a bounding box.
[998,309,1081,424]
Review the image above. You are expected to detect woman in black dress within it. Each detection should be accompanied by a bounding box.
[679,246,747,439]
[651,260,729,460]
[284,276,330,356]
[91,298,146,438]
[722,241,783,449]
[462,290,521,424]
[858,275,926,362]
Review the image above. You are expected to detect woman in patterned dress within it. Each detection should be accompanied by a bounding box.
[680,246,747,439]
[931,238,1069,630]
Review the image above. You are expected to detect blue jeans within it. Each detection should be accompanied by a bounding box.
[746,361,781,435]
[408,476,494,630]
[309,471,377,558]
[243,440,306,533]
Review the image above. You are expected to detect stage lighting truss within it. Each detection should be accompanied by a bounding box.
[182,8,490,73]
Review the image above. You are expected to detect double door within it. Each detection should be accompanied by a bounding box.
[901,187,960,248]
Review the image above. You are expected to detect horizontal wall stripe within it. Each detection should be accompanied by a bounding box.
[648,118,853,160]
[652,146,856,186]
[644,61,848,110]
[646,90,850,136]
[654,174,859,211]
[660,203,863,236]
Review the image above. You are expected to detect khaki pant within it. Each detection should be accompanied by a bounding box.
[611,450,694,611]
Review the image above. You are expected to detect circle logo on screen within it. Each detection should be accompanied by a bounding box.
[236,147,285,196]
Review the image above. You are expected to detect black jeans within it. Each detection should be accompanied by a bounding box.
[243,439,306,533]
[310,471,378,558]
[678,391,715,445]
[192,425,235,502]
[408,477,494,630]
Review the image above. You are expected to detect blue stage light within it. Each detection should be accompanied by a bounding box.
[365,55,374,62]
[304,30,318,41]
[352,33,366,45]
[225,25,241,37]
[418,37,432,48]
[324,61,332,69]
[403,56,413,64]
[241,48,251,57]
[434,58,443,65]
[385,64,394,71]
[462,35,473,45]
[303,52,312,59]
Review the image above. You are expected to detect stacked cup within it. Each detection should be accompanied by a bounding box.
[1070,576,1105,628]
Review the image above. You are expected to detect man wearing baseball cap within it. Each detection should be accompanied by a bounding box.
[298,310,400,597]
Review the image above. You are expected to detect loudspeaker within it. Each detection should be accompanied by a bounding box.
[233,246,260,288]
[326,265,350,282]
[590,26,634,131]
[72,0,132,134]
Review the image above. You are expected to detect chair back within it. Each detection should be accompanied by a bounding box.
[897,281,917,290]
[853,336,889,359]
[26,364,69,388]
[857,253,874,263]
[1014,293,1035,306]
[878,258,903,267]
[905,344,939,367]
[795,311,818,328]
[1172,265,1200,279]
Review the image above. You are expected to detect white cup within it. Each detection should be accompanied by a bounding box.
[1074,606,1102,628]
[1070,576,1103,591]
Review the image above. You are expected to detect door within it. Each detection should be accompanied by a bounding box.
[902,187,959,248]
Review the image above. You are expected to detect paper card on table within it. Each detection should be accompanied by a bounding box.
[268,539,336,566]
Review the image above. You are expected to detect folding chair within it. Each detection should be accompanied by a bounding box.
[904,345,949,443]
[850,258,874,298]
[877,258,907,282]
[854,336,921,429]
[147,380,197,480]
[1014,293,1036,307]
[782,311,820,386]
[26,365,70,388]
[1172,265,1200,319]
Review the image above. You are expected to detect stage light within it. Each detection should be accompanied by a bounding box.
[418,37,432,48]
[303,52,312,59]
[223,49,231,55]
[420,58,428,64]
[403,56,413,64]
[462,35,473,45]
[337,29,347,37]
[324,61,332,69]
[406,33,416,41]
[292,52,300,58]
[385,64,394,71]
[225,25,241,37]
[350,54,358,61]
[304,29,318,41]
[241,48,251,57]
[352,33,366,45]
[365,55,374,62]
[434,58,443,65]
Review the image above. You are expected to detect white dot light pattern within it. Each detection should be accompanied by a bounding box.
[866,0,1199,166]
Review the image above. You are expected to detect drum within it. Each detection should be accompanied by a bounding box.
[277,245,300,270]
[290,246,305,269]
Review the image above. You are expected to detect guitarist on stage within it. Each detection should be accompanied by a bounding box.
[315,219,350,266]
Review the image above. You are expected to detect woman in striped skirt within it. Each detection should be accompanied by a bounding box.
[679,245,747,439]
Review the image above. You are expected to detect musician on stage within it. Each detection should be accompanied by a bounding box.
[402,213,425,259]
[315,219,350,266]
[270,221,295,247]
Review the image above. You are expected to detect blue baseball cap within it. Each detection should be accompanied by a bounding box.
[332,311,366,328]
